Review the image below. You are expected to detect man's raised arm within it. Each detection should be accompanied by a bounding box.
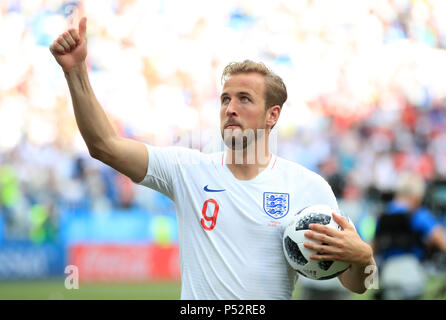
[50,17,148,183]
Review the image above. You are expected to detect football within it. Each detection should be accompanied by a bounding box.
[282,204,351,280]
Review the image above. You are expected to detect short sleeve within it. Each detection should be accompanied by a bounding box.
[411,207,441,241]
[309,176,340,212]
[135,145,174,199]
[137,144,203,200]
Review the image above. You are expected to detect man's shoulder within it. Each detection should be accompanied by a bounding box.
[412,206,439,227]
[273,156,338,207]
[274,155,328,183]
[148,144,223,164]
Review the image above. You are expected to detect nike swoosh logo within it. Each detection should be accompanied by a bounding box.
[204,185,226,192]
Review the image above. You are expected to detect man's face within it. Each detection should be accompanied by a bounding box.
[220,73,269,150]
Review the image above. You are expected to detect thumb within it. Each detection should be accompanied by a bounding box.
[79,17,87,40]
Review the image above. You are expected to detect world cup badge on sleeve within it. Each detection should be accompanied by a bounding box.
[263,192,289,219]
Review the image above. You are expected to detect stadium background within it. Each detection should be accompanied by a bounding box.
[1,0,446,299]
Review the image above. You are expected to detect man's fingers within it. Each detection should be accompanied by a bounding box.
[50,42,66,54]
[305,231,343,248]
[309,253,339,261]
[304,241,342,258]
[332,212,351,230]
[57,36,71,51]
[68,28,80,44]
[50,20,84,56]
[308,223,339,237]
[78,17,87,40]
[63,32,76,47]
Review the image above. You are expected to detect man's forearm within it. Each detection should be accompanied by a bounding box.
[64,62,117,157]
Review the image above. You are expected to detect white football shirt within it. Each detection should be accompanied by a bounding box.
[138,145,339,299]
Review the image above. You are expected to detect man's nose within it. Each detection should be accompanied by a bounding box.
[225,101,238,117]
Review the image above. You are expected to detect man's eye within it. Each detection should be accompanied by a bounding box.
[222,97,230,103]
[241,96,250,102]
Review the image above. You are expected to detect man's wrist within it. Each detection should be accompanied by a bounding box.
[355,242,375,269]
[63,62,87,77]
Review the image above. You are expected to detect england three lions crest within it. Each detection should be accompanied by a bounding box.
[263,192,289,219]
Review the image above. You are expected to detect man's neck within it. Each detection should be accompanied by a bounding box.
[225,146,272,181]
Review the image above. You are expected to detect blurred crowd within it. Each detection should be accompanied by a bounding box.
[1,0,446,243]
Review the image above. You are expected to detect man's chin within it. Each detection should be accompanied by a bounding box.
[222,135,250,150]
[221,127,259,150]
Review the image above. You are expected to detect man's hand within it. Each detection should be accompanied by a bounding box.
[303,212,373,266]
[303,212,375,293]
[49,15,148,183]
[50,17,87,73]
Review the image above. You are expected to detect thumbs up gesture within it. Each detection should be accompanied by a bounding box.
[50,17,88,73]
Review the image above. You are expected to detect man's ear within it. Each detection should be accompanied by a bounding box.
[266,105,281,129]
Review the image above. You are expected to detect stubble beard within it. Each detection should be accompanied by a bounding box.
[221,128,267,164]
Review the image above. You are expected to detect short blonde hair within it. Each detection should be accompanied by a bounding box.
[395,172,426,200]
[221,60,287,110]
